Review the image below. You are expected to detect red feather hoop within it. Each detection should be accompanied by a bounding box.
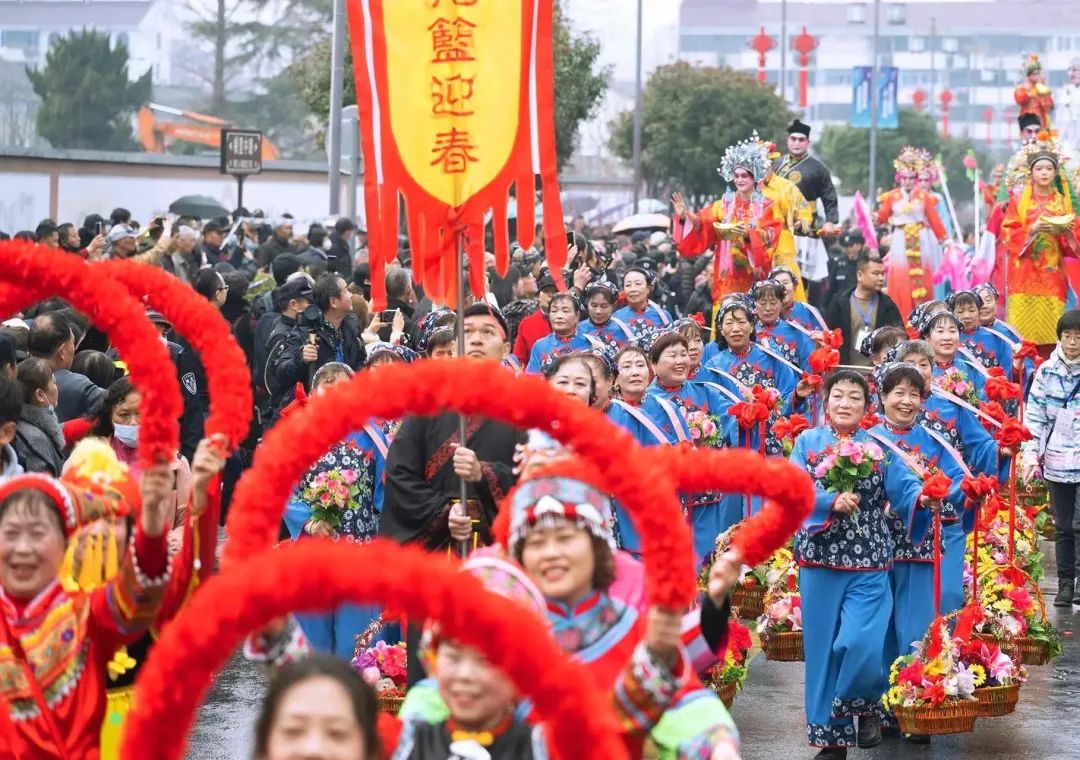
[223,359,696,609]
[121,540,628,760]
[0,241,180,466]
[98,260,253,450]
[655,446,816,568]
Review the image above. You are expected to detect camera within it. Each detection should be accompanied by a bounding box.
[297,304,323,329]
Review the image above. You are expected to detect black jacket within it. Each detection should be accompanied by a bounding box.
[270,314,366,420]
[14,405,66,476]
[327,235,353,278]
[256,235,296,269]
[774,153,839,224]
[377,298,419,348]
[257,312,296,396]
[823,287,904,362]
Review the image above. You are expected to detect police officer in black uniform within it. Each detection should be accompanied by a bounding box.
[826,230,867,310]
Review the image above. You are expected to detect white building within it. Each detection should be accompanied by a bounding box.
[678,0,1080,147]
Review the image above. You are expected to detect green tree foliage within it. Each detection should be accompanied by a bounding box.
[609,63,795,203]
[816,107,986,203]
[27,29,151,150]
[289,2,608,170]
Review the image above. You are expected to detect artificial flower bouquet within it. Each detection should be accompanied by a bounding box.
[705,617,753,707]
[813,439,884,528]
[960,636,1026,716]
[971,565,1063,666]
[933,366,980,405]
[699,526,769,619]
[352,640,408,706]
[301,468,364,530]
[686,408,724,448]
[757,587,803,662]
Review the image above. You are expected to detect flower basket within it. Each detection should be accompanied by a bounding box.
[732,585,765,619]
[1014,636,1053,666]
[717,681,737,709]
[376,694,404,714]
[762,630,804,662]
[973,632,1017,660]
[893,699,979,735]
[973,684,1020,717]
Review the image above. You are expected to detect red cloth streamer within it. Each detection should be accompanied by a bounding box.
[223,360,695,610]
[0,241,181,468]
[656,447,816,568]
[925,510,945,658]
[120,540,628,760]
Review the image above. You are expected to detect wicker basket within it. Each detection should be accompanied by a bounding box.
[717,681,737,709]
[762,630,804,662]
[376,694,404,715]
[973,684,1020,717]
[732,585,766,620]
[972,632,1017,660]
[1015,636,1053,666]
[893,699,979,735]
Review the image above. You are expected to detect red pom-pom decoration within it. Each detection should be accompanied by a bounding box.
[984,373,1020,403]
[223,359,696,609]
[729,400,770,430]
[808,347,840,374]
[0,241,180,467]
[121,540,628,760]
[920,471,952,501]
[98,260,252,450]
[821,328,844,350]
[801,372,824,391]
[860,411,882,430]
[773,414,810,442]
[655,446,815,568]
[996,418,1033,448]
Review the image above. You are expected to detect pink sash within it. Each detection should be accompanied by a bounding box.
[613,399,685,445]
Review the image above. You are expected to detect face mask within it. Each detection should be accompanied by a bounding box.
[114,423,139,448]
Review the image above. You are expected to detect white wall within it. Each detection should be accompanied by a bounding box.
[0,173,50,232]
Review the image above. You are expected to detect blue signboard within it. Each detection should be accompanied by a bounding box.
[851,66,899,129]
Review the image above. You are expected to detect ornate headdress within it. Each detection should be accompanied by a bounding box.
[719,132,771,183]
[894,146,927,175]
[507,472,617,556]
[1022,133,1063,169]
[1023,52,1042,76]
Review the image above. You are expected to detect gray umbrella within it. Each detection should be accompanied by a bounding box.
[168,194,229,220]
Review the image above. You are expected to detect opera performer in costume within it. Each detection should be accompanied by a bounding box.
[876,146,948,319]
[774,119,841,301]
[1000,134,1080,346]
[759,137,813,302]
[672,136,782,312]
[1014,53,1054,129]
[790,370,928,757]
[0,440,176,759]
[1061,59,1080,155]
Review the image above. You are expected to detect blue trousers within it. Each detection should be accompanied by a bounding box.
[694,495,760,561]
[801,567,892,748]
[296,604,381,662]
[884,562,935,672]
[941,522,967,614]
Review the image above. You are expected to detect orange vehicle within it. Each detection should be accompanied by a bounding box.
[137,103,281,160]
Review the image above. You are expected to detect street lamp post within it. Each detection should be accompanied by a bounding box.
[868,0,880,200]
[328,0,346,215]
[632,0,643,213]
[780,0,788,101]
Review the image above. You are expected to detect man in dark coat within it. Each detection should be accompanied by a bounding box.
[823,255,903,367]
[327,217,356,278]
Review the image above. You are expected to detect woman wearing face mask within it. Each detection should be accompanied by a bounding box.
[865,363,968,692]
[508,464,741,760]
[672,137,782,309]
[947,290,1016,371]
[89,376,192,542]
[612,267,672,350]
[1001,138,1080,347]
[526,293,596,374]
[13,357,65,476]
[1021,310,1080,607]
[646,333,743,559]
[752,279,815,368]
[283,362,388,659]
[790,370,926,759]
[578,280,634,355]
[919,311,987,404]
[254,654,382,760]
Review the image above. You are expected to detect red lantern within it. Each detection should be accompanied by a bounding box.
[940,88,954,138]
[983,107,994,146]
[791,26,818,109]
[748,26,776,84]
[913,88,927,112]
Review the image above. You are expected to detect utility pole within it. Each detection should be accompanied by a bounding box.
[632,0,643,213]
[868,0,881,200]
[328,0,346,214]
[929,17,937,119]
[780,0,788,101]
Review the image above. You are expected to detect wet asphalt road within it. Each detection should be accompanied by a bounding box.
[186,544,1080,759]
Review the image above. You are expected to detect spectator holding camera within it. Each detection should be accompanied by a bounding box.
[270,273,366,421]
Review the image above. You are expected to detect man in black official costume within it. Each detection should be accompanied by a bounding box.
[774,119,839,309]
[380,302,524,683]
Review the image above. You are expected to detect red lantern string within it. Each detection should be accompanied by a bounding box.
[655,447,815,568]
[0,241,180,467]
[223,360,696,609]
[120,540,628,760]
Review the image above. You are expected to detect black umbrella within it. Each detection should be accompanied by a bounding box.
[168,194,229,220]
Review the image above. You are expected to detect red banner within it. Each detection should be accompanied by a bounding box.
[347,0,566,308]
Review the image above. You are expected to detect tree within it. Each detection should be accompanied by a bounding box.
[27,29,151,150]
[609,62,795,202]
[816,107,987,204]
[289,2,609,170]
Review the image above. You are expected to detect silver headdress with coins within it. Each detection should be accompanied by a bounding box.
[719,132,771,183]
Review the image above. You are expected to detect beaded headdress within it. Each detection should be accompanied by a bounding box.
[894,146,927,175]
[1023,52,1042,76]
[719,132,771,183]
